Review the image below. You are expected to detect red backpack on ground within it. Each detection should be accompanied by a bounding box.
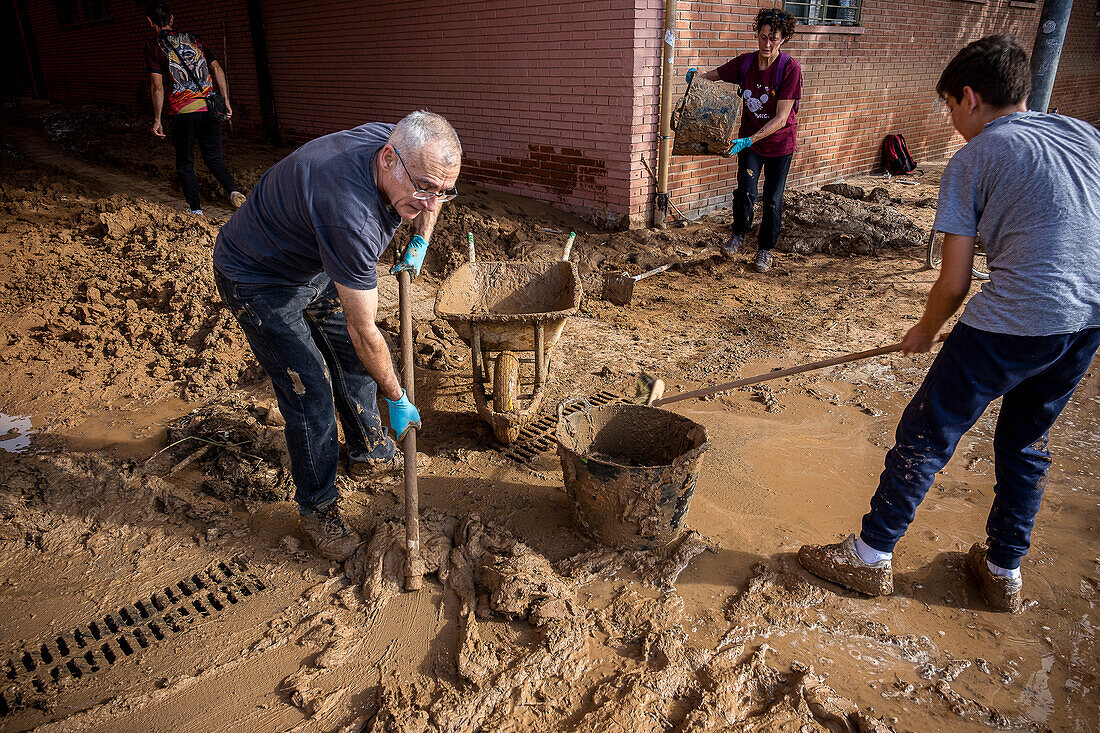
[882,134,916,175]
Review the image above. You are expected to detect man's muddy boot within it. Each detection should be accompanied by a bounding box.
[753,249,774,272]
[965,542,1023,613]
[298,502,360,561]
[722,233,744,259]
[797,534,893,596]
[347,451,431,480]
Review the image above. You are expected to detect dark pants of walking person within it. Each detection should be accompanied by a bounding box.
[860,323,1100,569]
[171,110,238,210]
[731,148,793,252]
[214,270,397,512]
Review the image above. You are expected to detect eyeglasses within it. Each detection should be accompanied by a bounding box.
[392,147,458,202]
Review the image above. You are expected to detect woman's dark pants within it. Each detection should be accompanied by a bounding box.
[214,271,397,512]
[860,323,1100,569]
[171,110,238,210]
[731,149,793,252]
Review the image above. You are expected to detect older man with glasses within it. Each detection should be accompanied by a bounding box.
[213,111,461,561]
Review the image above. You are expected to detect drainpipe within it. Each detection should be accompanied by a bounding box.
[1027,0,1073,113]
[653,0,678,229]
[246,0,281,145]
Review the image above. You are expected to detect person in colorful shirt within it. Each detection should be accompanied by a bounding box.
[688,7,802,272]
[143,1,245,215]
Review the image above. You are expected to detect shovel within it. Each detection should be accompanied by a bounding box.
[397,267,423,591]
[603,264,673,306]
[636,333,950,407]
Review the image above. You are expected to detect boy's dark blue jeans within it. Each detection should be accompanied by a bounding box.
[861,323,1100,569]
[732,149,793,252]
[214,270,397,512]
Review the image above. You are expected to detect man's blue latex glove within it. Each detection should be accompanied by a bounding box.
[385,389,421,441]
[686,67,698,84]
[390,234,428,279]
[727,137,752,156]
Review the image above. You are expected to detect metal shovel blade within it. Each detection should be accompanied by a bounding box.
[603,272,635,305]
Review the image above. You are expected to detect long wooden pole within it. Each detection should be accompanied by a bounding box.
[398,270,422,591]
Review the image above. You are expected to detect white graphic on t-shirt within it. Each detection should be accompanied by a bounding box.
[743,88,770,118]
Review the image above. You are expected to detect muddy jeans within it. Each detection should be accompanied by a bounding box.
[214,270,397,512]
[731,149,793,252]
[171,111,238,210]
[860,323,1100,569]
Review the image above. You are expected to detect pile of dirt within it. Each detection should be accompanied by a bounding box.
[348,510,896,732]
[159,394,293,503]
[781,189,925,254]
[0,159,260,420]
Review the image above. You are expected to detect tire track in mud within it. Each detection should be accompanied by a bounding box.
[0,122,234,220]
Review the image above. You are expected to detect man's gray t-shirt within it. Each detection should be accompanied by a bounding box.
[934,111,1100,336]
[214,123,401,290]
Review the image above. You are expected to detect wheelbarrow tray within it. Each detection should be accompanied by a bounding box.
[434,260,581,351]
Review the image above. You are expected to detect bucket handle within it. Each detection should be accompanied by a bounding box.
[556,395,594,422]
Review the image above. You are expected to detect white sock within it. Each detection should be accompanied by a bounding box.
[854,536,892,565]
[986,559,1022,580]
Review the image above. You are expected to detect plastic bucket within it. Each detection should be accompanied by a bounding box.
[555,404,709,550]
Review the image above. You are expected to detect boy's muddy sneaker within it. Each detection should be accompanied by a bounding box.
[797,534,893,596]
[229,191,247,209]
[753,249,774,272]
[966,542,1022,613]
[722,233,744,259]
[347,451,431,480]
[298,502,360,561]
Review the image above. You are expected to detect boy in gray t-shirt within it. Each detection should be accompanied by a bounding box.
[798,35,1100,613]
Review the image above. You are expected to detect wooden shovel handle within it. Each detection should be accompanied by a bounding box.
[398,270,423,591]
[653,332,949,408]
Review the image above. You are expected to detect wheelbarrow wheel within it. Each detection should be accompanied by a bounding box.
[493,352,522,444]
[493,352,521,413]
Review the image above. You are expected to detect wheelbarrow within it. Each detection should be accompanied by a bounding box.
[434,234,582,444]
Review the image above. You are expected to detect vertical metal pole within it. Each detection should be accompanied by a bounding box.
[398,271,422,591]
[654,0,679,228]
[1027,0,1073,113]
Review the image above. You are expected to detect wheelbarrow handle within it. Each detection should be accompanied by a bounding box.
[467,232,476,263]
[562,232,576,262]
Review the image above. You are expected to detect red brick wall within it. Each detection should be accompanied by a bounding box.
[20,0,1100,227]
[23,0,262,129]
[667,0,1100,222]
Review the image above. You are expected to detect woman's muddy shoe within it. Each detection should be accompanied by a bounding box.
[298,502,360,561]
[797,534,893,596]
[966,542,1023,613]
[347,451,431,480]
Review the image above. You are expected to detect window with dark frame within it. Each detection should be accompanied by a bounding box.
[784,0,862,25]
[55,0,79,26]
[81,0,110,22]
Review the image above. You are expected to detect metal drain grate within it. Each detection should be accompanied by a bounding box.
[0,558,267,717]
[502,390,628,464]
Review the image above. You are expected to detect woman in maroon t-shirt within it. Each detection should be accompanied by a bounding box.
[690,8,802,272]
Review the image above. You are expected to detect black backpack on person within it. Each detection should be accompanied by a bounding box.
[882,134,916,175]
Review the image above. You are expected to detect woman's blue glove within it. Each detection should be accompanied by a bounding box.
[686,67,698,83]
[385,389,421,441]
[727,137,752,156]
[390,235,428,279]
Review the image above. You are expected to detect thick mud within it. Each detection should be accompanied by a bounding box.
[0,106,1096,732]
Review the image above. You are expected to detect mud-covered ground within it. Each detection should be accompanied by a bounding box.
[0,105,1097,732]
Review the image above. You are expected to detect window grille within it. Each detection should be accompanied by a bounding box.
[784,0,862,26]
[81,0,110,22]
[55,0,79,26]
